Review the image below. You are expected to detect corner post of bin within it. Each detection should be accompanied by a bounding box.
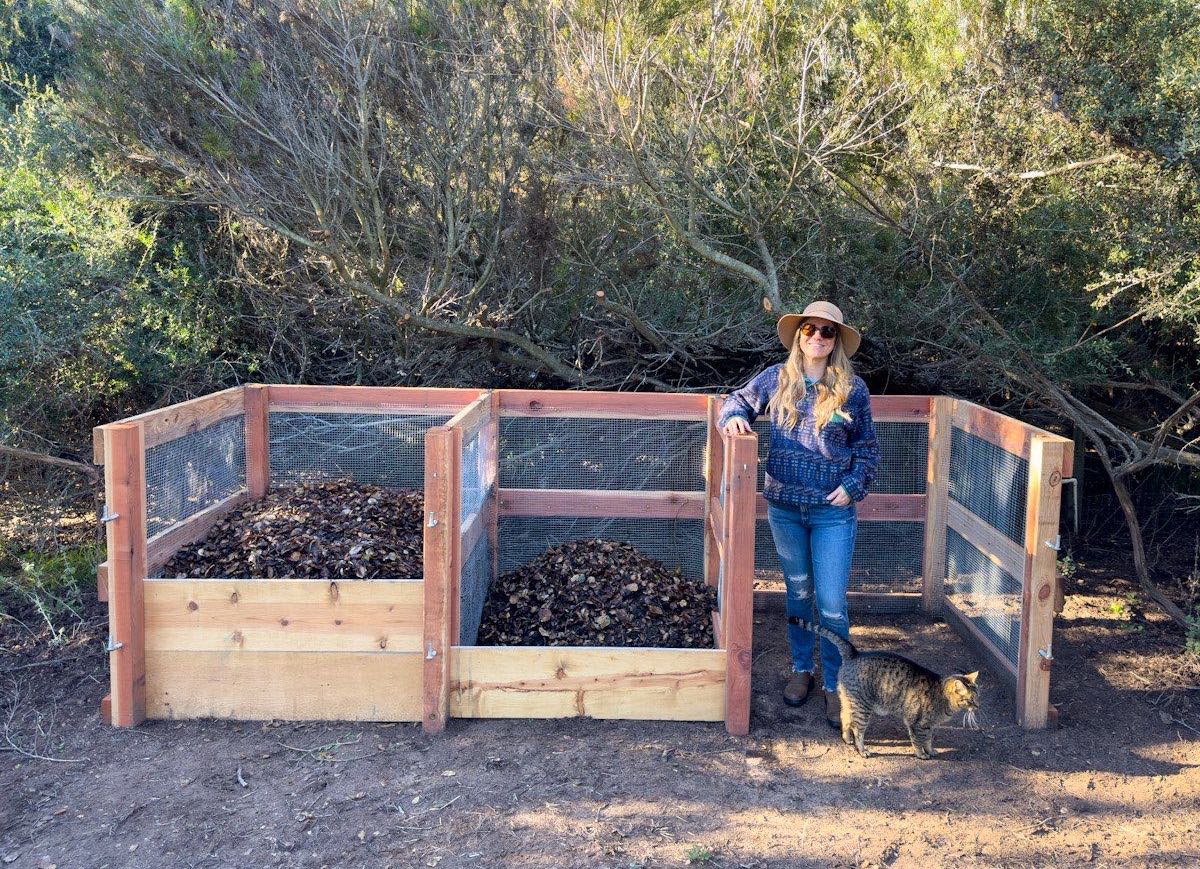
[244,384,270,499]
[704,396,726,590]
[721,429,757,736]
[922,396,953,615]
[101,422,147,727]
[487,391,500,586]
[423,423,462,735]
[1016,433,1069,730]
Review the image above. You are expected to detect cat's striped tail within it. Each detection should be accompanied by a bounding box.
[786,617,859,660]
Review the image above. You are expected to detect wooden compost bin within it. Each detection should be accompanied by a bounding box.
[95,385,483,726]
[96,388,1071,732]
[426,390,758,736]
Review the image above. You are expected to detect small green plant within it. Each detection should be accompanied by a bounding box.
[1185,610,1200,657]
[1107,592,1139,620]
[686,845,713,864]
[1057,551,1077,582]
[0,541,103,643]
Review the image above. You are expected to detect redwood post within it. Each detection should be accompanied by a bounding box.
[922,397,953,614]
[422,426,461,734]
[244,384,270,499]
[1016,435,1069,729]
[102,422,147,727]
[704,397,725,590]
[721,432,757,736]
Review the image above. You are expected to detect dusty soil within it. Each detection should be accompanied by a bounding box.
[1,556,1197,869]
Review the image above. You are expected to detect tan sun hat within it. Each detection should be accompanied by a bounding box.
[776,300,862,358]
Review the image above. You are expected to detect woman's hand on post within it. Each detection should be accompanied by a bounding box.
[825,486,852,507]
[723,417,752,436]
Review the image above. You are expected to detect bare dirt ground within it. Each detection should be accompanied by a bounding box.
[2,557,1198,869]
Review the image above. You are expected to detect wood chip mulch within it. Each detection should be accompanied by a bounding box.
[160,480,424,579]
[476,538,718,648]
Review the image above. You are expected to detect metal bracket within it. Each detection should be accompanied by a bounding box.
[105,636,124,652]
[425,645,437,660]
[1045,534,1061,552]
[427,513,438,528]
[100,507,120,524]
[1038,647,1053,662]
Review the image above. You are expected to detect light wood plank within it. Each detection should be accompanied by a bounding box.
[753,493,926,522]
[498,488,704,520]
[1017,436,1068,730]
[144,579,423,653]
[94,387,244,464]
[499,389,709,420]
[103,423,147,727]
[946,499,1027,582]
[922,397,953,613]
[449,646,726,721]
[446,391,493,443]
[146,490,251,575]
[146,650,422,721]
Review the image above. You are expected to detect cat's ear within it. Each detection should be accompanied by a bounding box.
[962,671,979,686]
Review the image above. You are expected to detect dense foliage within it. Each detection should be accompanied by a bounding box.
[1,0,1197,624]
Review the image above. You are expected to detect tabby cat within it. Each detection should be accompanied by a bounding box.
[788,617,980,759]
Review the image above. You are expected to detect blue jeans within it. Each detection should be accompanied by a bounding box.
[766,500,857,691]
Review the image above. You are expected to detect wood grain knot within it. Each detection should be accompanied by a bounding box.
[528,400,543,411]
[1050,471,1062,486]
[187,601,198,611]
[279,618,290,627]
[1038,583,1052,601]
[230,591,239,604]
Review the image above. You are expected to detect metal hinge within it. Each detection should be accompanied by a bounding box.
[1045,534,1061,552]
[105,636,124,652]
[1038,647,1053,662]
[100,507,120,524]
[427,513,438,528]
[425,645,437,660]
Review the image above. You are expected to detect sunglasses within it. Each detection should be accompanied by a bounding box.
[799,323,839,340]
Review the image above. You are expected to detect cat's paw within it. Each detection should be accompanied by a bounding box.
[841,730,853,746]
[914,749,933,760]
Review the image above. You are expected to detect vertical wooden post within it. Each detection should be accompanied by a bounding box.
[244,384,270,499]
[102,423,147,727]
[486,392,500,586]
[703,397,725,590]
[423,426,461,734]
[1016,435,1068,729]
[922,397,953,614]
[721,432,757,736]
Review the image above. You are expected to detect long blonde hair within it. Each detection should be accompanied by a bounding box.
[767,327,856,433]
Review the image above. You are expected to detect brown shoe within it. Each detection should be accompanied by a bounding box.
[824,689,841,730]
[783,672,814,707]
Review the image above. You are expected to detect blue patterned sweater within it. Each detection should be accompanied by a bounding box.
[718,364,880,506]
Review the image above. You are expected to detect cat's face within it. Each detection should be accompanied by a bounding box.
[943,671,981,727]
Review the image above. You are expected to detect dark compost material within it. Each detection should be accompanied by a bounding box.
[160,480,424,579]
[477,539,718,648]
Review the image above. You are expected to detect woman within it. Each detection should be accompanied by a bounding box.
[719,301,879,728]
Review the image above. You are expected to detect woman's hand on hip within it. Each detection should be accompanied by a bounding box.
[825,486,852,507]
[723,417,752,436]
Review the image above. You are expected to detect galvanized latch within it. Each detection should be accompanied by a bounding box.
[425,645,437,660]
[100,507,120,524]
[1045,535,1061,552]
[427,513,438,528]
[1038,647,1053,671]
[105,636,124,652]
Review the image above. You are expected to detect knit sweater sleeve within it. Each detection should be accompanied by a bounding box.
[717,365,779,428]
[838,379,880,502]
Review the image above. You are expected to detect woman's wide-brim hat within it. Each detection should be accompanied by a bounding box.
[776,301,862,358]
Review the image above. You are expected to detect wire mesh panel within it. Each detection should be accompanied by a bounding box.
[499,417,707,491]
[497,517,705,582]
[949,427,1028,544]
[459,531,493,646]
[748,416,927,610]
[458,421,493,646]
[268,412,450,489]
[754,519,924,612]
[943,527,1022,667]
[144,415,246,539]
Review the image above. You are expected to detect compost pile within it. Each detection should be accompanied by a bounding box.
[161,480,423,579]
[476,539,717,648]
